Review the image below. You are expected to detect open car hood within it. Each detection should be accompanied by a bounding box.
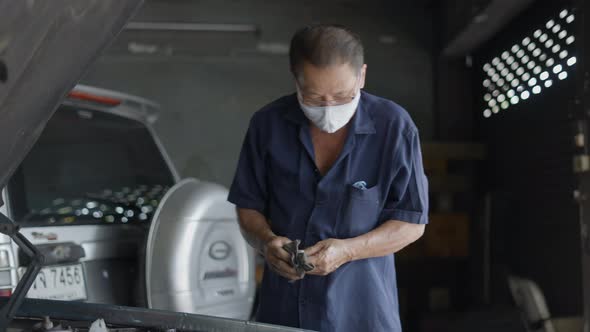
[0,0,143,203]
[0,2,310,331]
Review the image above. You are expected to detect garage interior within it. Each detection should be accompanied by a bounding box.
[1,0,590,330]
[77,0,588,330]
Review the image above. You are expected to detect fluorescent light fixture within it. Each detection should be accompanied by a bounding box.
[126,21,258,33]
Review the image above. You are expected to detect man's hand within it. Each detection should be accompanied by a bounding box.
[264,236,303,281]
[305,238,354,276]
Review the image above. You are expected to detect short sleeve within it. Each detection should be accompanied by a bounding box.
[227,116,268,215]
[378,129,429,224]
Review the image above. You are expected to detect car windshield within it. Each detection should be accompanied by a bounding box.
[8,105,175,226]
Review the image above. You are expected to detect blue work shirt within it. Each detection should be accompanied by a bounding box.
[228,91,429,332]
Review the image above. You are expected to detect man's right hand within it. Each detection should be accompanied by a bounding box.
[264,236,302,281]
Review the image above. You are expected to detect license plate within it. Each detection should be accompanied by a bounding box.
[18,263,87,301]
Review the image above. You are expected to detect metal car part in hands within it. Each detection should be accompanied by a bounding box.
[282,240,315,279]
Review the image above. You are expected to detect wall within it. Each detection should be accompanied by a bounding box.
[81,0,435,187]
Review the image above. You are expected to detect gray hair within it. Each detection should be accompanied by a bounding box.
[289,24,365,79]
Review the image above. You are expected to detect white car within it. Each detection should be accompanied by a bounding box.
[0,84,256,320]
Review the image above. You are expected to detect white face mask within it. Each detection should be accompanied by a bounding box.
[297,90,361,133]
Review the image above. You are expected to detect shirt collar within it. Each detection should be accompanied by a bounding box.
[283,91,376,135]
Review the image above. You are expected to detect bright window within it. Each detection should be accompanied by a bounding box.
[482,8,576,118]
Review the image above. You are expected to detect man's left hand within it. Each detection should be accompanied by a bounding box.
[305,238,354,276]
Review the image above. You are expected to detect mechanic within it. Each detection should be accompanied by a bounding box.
[228,24,428,332]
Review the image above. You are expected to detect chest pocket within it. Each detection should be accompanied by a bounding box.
[335,184,381,238]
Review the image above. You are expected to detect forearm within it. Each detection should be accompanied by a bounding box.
[236,208,276,254]
[346,220,425,261]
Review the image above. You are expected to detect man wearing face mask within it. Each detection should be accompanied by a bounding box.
[228,25,428,332]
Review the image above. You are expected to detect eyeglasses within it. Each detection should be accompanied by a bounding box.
[297,77,361,107]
